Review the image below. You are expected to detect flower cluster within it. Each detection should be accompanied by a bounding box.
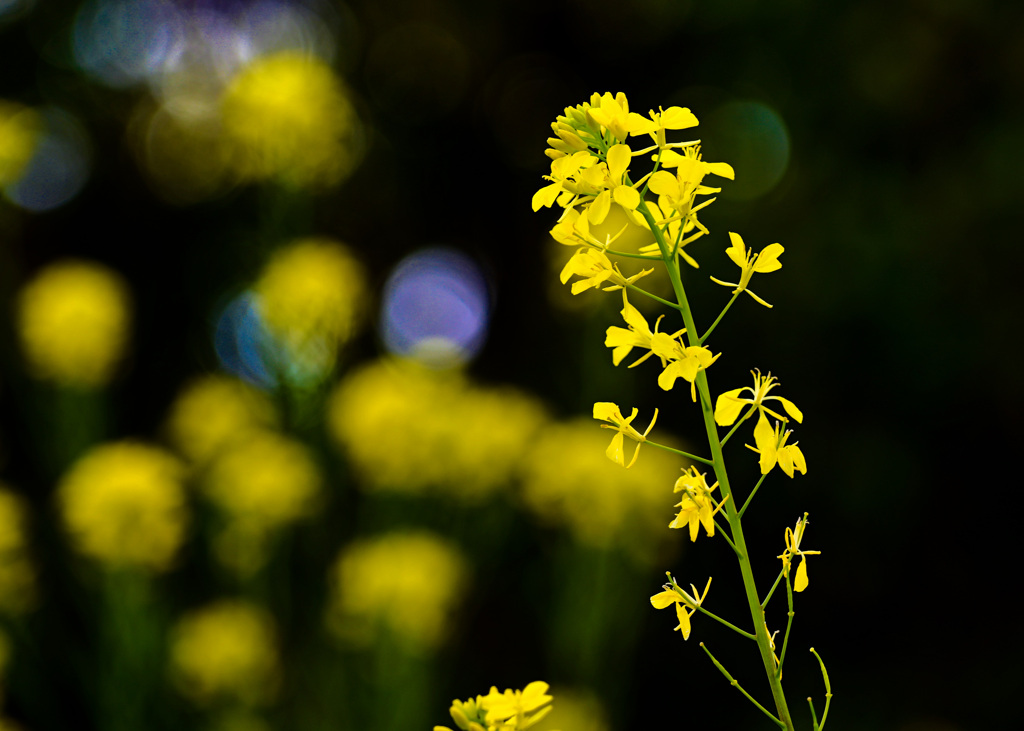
[435,681,554,731]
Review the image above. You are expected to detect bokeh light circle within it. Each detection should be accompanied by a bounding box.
[705,101,790,201]
[3,109,92,212]
[213,291,277,389]
[380,248,490,368]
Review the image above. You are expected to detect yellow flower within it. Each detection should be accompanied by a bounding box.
[777,513,821,592]
[0,486,36,614]
[646,146,734,223]
[327,531,467,650]
[481,681,554,730]
[650,576,712,640]
[57,442,187,571]
[164,374,278,464]
[749,418,807,477]
[603,291,682,368]
[714,369,802,429]
[669,467,727,542]
[255,238,367,380]
[221,52,359,187]
[709,232,784,307]
[0,101,41,187]
[585,143,641,225]
[628,105,699,150]
[586,91,633,142]
[592,402,657,469]
[533,151,600,211]
[559,248,652,295]
[170,600,279,705]
[17,260,130,388]
[649,332,719,400]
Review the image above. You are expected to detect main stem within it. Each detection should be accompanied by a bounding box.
[640,204,795,731]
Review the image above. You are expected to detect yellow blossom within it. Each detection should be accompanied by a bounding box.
[221,52,359,187]
[164,374,277,465]
[436,682,554,731]
[777,513,821,592]
[604,291,682,368]
[714,369,803,429]
[592,402,658,469]
[17,260,130,388]
[650,576,712,640]
[0,101,41,187]
[586,143,641,224]
[709,232,784,307]
[559,248,652,295]
[647,146,734,224]
[0,486,36,614]
[170,600,279,705]
[57,442,187,571]
[586,91,633,142]
[255,238,367,380]
[327,531,467,650]
[533,151,599,211]
[669,467,727,542]
[628,105,699,150]
[649,332,719,400]
[749,419,807,477]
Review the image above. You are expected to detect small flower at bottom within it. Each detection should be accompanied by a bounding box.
[436,681,554,731]
[777,513,821,592]
[650,575,712,640]
[593,402,658,468]
[749,418,807,477]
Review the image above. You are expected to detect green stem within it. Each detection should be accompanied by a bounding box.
[693,607,756,640]
[604,248,662,261]
[623,283,684,311]
[700,643,784,729]
[645,439,713,466]
[720,405,758,448]
[701,290,742,344]
[637,199,796,731]
[810,648,833,730]
[777,571,795,677]
[761,567,787,611]
[739,473,769,518]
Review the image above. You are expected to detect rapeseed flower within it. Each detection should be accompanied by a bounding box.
[669,467,726,542]
[435,681,553,731]
[0,101,41,187]
[709,232,784,307]
[170,600,279,705]
[592,402,658,469]
[777,513,820,592]
[649,332,719,399]
[559,248,652,295]
[650,576,712,640]
[0,487,35,614]
[57,442,187,571]
[749,420,807,478]
[221,52,359,187]
[164,374,277,465]
[327,531,467,650]
[17,260,130,388]
[604,291,682,368]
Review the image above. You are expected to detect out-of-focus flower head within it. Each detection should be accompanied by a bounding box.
[327,359,546,501]
[0,100,41,188]
[255,238,367,382]
[17,260,131,388]
[169,600,279,706]
[519,417,685,556]
[435,681,554,731]
[57,442,187,571]
[164,374,278,465]
[529,688,607,731]
[202,429,321,574]
[0,486,36,614]
[221,52,360,187]
[327,531,467,651]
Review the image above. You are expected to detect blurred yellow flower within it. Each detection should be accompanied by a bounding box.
[221,52,360,187]
[437,681,554,731]
[17,260,130,388]
[170,600,279,706]
[531,688,608,731]
[255,238,366,379]
[0,486,36,614]
[519,418,684,552]
[327,359,546,501]
[327,531,467,650]
[0,100,41,187]
[164,374,278,464]
[57,442,187,571]
[203,429,320,529]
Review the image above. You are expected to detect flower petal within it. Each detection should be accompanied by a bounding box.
[714,388,748,426]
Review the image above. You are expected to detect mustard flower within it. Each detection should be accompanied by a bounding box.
[586,143,641,224]
[559,247,652,295]
[714,369,803,429]
[749,419,807,477]
[649,332,719,400]
[586,91,633,142]
[170,600,279,705]
[650,576,712,640]
[637,196,704,269]
[669,467,726,542]
[709,232,784,307]
[327,531,467,650]
[533,150,599,211]
[604,291,682,368]
[647,146,734,219]
[0,101,41,187]
[549,206,627,251]
[17,260,130,388]
[592,402,658,469]
[481,681,554,729]
[57,442,187,571]
[777,513,821,592]
[628,105,699,151]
